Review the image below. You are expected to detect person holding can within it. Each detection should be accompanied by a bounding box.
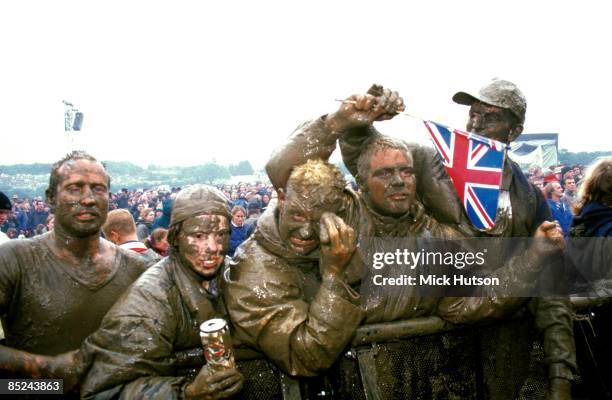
[80,185,243,399]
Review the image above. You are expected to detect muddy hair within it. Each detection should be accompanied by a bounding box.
[356,135,410,187]
[45,150,110,203]
[167,222,182,250]
[573,157,612,214]
[287,159,346,208]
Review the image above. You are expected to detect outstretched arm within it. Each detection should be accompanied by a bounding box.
[439,221,567,324]
[266,85,403,189]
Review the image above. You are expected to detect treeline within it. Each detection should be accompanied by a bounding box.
[0,163,52,175]
[1,160,255,180]
[558,149,612,167]
[104,160,255,180]
[0,160,258,198]
[2,149,610,199]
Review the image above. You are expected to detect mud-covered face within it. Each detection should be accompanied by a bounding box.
[364,148,416,217]
[278,186,340,255]
[51,159,109,238]
[177,214,229,279]
[466,102,518,143]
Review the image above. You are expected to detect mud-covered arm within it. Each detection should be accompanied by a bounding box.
[0,243,85,388]
[267,85,404,190]
[224,254,364,377]
[0,242,19,317]
[338,124,381,177]
[80,285,187,399]
[529,297,576,381]
[0,243,34,376]
[438,222,567,324]
[528,186,576,381]
[437,248,543,324]
[266,117,341,190]
[0,346,83,391]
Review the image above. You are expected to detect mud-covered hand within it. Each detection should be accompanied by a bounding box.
[408,200,426,229]
[319,212,356,280]
[325,84,405,133]
[46,350,85,393]
[183,367,243,400]
[546,377,571,400]
[530,221,566,257]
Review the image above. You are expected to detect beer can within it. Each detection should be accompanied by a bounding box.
[199,318,236,370]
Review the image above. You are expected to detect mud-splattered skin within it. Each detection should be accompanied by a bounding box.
[79,185,243,399]
[277,184,342,255]
[177,214,229,280]
[363,148,416,217]
[0,156,147,391]
[466,101,523,143]
[50,159,109,238]
[46,159,117,284]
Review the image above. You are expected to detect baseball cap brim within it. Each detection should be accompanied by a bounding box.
[452,91,480,106]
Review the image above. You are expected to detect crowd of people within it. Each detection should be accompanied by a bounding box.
[0,182,276,250]
[0,165,587,245]
[527,164,585,235]
[0,79,610,400]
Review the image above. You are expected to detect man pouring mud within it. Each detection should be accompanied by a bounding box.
[80,185,243,399]
[0,151,147,388]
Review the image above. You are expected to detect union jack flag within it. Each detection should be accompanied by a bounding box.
[423,121,507,230]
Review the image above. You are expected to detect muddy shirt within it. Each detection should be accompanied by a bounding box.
[80,254,225,399]
[224,205,364,377]
[0,233,147,355]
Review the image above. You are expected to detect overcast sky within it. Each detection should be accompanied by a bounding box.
[1,1,611,168]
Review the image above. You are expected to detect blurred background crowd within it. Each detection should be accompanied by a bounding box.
[0,162,600,250]
[0,181,276,254]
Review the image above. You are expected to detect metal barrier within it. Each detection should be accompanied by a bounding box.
[174,314,549,400]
